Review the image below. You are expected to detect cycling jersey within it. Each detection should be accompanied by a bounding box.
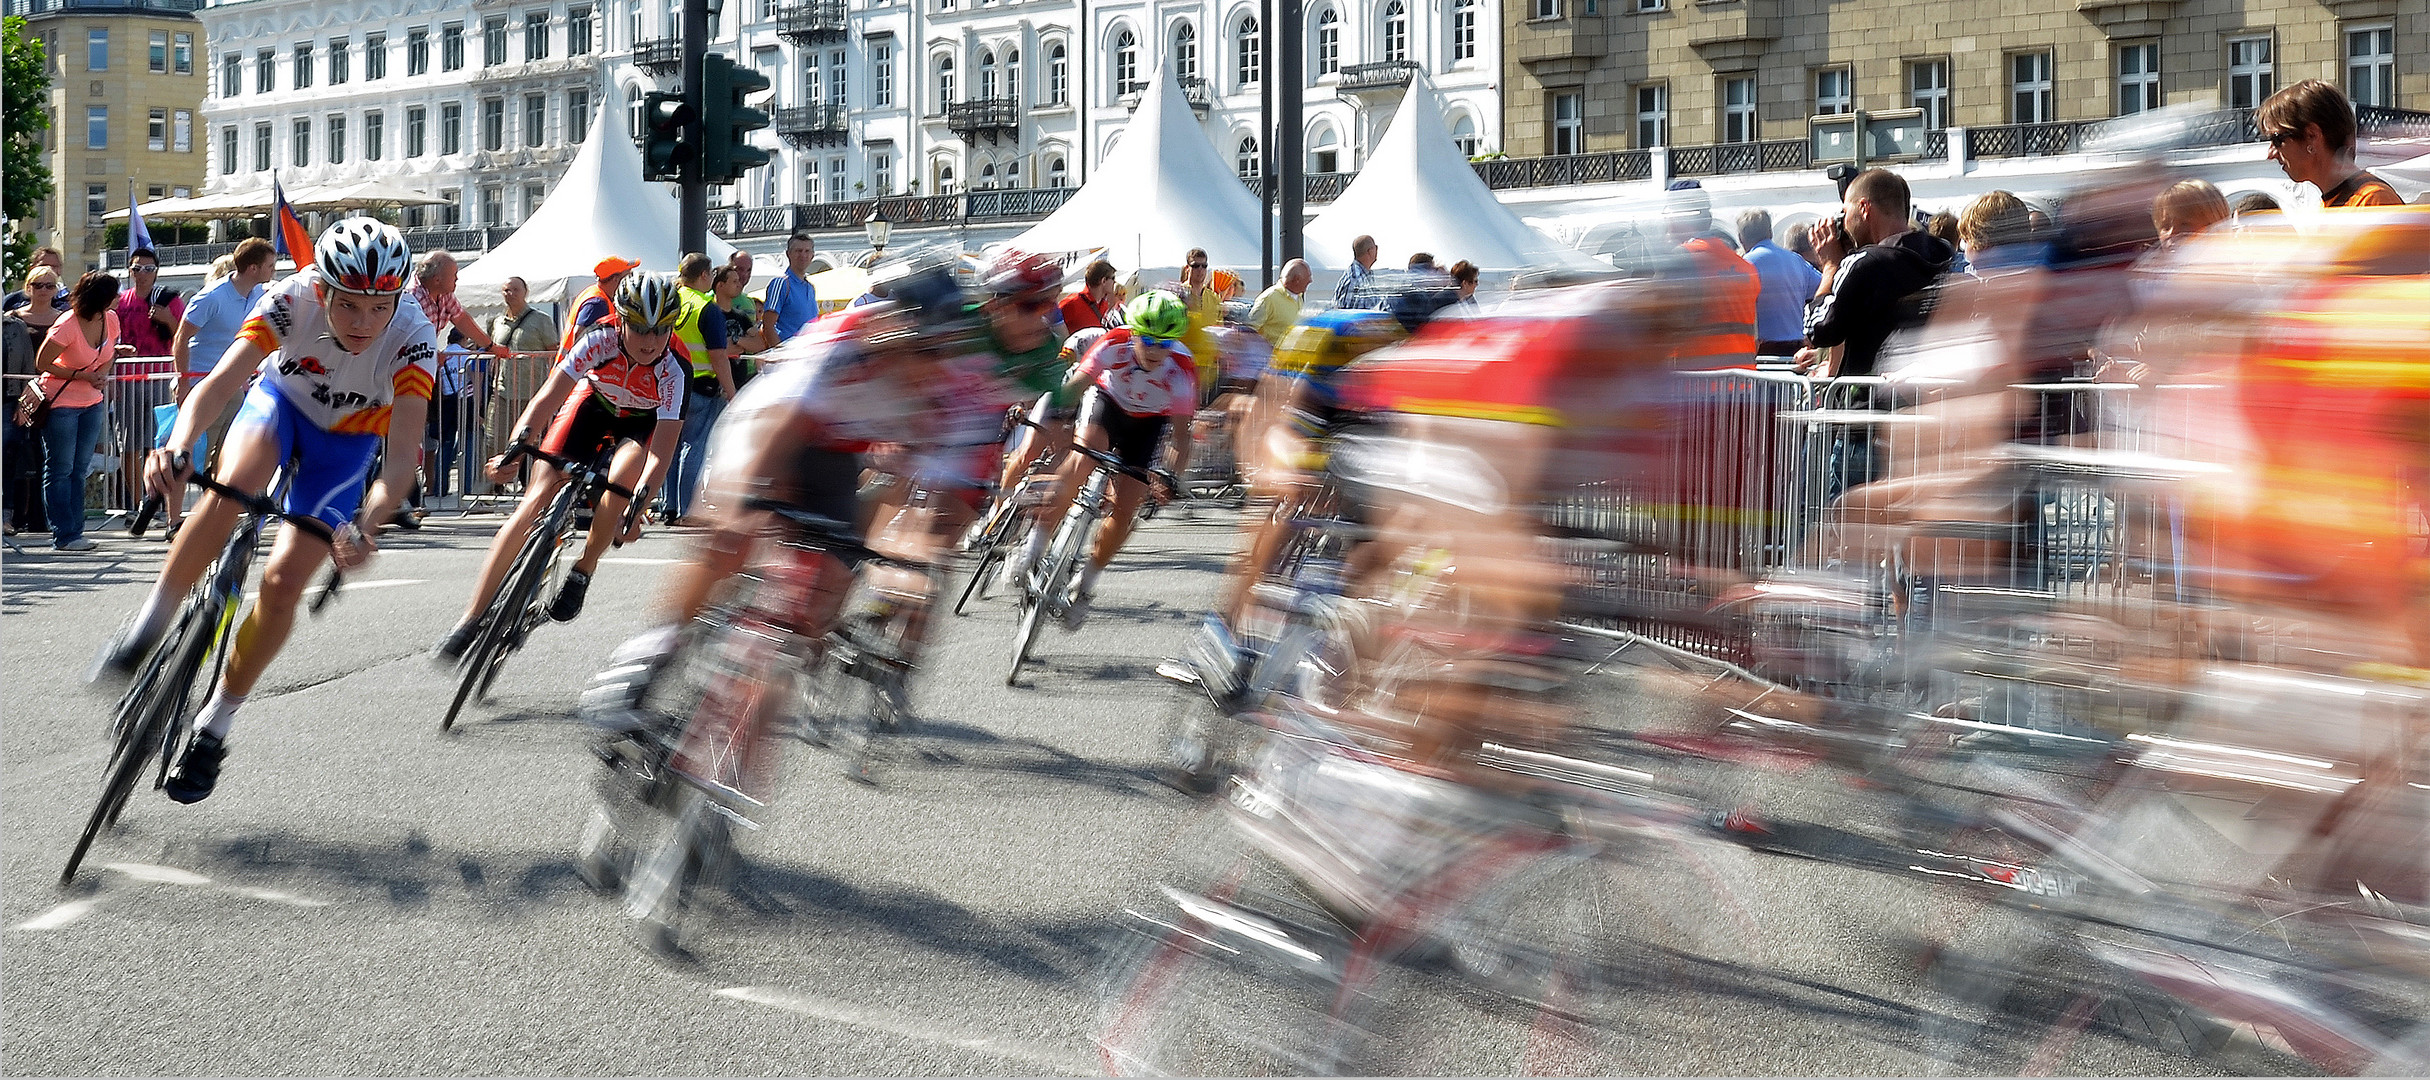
[1271,309,1401,415]
[715,316,942,455]
[234,269,441,435]
[1205,325,1274,389]
[557,323,687,421]
[1074,328,1198,420]
[978,303,1065,399]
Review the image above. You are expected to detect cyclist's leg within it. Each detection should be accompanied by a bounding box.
[572,437,652,578]
[454,458,568,624]
[1013,395,1105,575]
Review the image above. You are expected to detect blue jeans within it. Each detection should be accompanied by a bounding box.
[42,402,106,546]
[668,388,724,519]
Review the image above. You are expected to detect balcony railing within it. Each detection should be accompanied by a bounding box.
[775,104,848,146]
[946,97,1020,142]
[966,187,1081,220]
[1122,78,1211,111]
[1336,60,1420,92]
[774,0,847,42]
[1473,150,1653,187]
[1669,138,1808,177]
[633,36,680,73]
[3,0,200,15]
[1238,173,1357,204]
[707,189,1084,237]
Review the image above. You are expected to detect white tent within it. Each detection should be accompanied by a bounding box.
[1007,64,1276,274]
[1307,79,1605,273]
[459,97,736,308]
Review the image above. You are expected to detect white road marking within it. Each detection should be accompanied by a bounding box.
[234,887,331,908]
[246,577,426,603]
[599,557,681,566]
[714,986,1092,1073]
[105,863,212,886]
[14,900,98,931]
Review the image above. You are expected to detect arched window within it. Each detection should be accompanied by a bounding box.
[1449,112,1478,156]
[934,52,955,108]
[1314,8,1339,76]
[935,160,957,193]
[979,49,997,99]
[1004,48,1021,106]
[1381,1,1407,62]
[1004,159,1021,187]
[1450,0,1477,62]
[1047,43,1068,104]
[1235,15,1261,89]
[1112,29,1138,96]
[1309,123,1339,172]
[1047,155,1068,187]
[978,162,996,190]
[1235,134,1261,180]
[1173,22,1197,82]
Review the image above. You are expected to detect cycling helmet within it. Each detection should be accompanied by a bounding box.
[313,219,413,295]
[1124,290,1190,340]
[614,271,686,332]
[981,248,1062,299]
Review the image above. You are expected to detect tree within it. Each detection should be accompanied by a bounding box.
[4,16,53,284]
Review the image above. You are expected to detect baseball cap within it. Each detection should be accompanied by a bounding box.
[594,256,641,278]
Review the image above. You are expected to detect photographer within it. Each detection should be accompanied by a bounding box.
[1796,169,1953,379]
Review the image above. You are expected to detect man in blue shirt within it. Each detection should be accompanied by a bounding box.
[170,238,278,460]
[761,231,820,341]
[1736,209,1822,359]
[1333,234,1379,309]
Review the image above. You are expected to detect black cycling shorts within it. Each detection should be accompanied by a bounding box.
[775,446,865,528]
[541,383,659,464]
[1078,388,1170,472]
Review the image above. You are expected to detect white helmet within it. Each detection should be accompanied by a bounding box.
[313,219,413,295]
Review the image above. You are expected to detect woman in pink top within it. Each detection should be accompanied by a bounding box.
[32,272,133,550]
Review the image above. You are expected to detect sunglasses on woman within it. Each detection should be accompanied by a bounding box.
[27,281,58,289]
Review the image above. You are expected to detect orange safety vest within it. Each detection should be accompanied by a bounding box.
[560,282,611,355]
[1676,238,1759,367]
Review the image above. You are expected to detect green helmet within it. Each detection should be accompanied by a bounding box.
[1124,290,1190,340]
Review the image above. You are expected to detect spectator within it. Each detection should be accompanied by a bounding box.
[3,247,67,313]
[1059,260,1121,333]
[725,249,773,353]
[4,306,35,536]
[1177,247,1225,398]
[1957,190,2041,272]
[563,256,636,353]
[114,248,185,530]
[8,266,66,534]
[1447,260,1480,306]
[33,272,130,551]
[667,251,734,525]
[1737,208,1823,358]
[2232,191,2282,218]
[201,253,235,290]
[1407,252,1437,272]
[762,231,820,340]
[409,251,512,518]
[712,265,759,387]
[1248,259,1311,344]
[1784,225,1821,270]
[1670,199,1759,367]
[2151,178,2232,249]
[484,275,560,491]
[2259,79,2401,208]
[1798,168,1955,378]
[1926,210,1965,273]
[1334,233,1379,308]
[159,237,275,533]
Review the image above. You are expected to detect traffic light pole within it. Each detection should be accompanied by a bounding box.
[1276,0,1303,264]
[679,0,709,254]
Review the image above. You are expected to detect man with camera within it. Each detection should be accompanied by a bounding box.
[1794,168,1954,379]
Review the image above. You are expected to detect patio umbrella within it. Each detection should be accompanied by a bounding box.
[288,179,453,212]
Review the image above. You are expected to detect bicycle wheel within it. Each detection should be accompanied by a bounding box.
[444,488,575,730]
[64,587,222,884]
[626,785,734,958]
[953,547,1003,616]
[1007,507,1089,685]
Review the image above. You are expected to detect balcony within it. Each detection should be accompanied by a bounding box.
[634,36,681,74]
[1682,0,1779,71]
[1121,77,1212,114]
[945,97,1019,143]
[1472,149,1652,187]
[3,0,200,15]
[775,104,849,147]
[1668,138,1808,176]
[1337,60,1419,92]
[775,0,847,43]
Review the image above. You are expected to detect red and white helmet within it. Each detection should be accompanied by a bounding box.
[981,248,1062,300]
[314,219,413,295]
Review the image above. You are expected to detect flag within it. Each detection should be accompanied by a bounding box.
[126,181,155,255]
[271,175,313,268]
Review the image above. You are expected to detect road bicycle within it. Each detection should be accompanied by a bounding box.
[1005,442,1168,686]
[953,416,1062,617]
[63,462,343,885]
[442,443,638,731]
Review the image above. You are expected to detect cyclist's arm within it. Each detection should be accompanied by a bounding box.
[362,391,428,534]
[164,338,263,457]
[508,365,581,448]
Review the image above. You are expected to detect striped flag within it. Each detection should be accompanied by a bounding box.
[271,175,313,268]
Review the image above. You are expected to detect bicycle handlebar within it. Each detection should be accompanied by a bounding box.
[171,454,344,614]
[501,442,640,502]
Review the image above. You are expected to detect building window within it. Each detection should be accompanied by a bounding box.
[440,190,461,226]
[1174,22,1197,82]
[874,39,895,105]
[87,28,106,72]
[568,6,593,55]
[1531,0,1556,20]
[173,32,191,74]
[221,126,237,173]
[329,37,349,83]
[1815,66,1852,115]
[149,30,167,73]
[479,185,502,226]
[1380,2,1407,63]
[1909,58,1948,129]
[935,52,954,109]
[1236,134,1260,179]
[1451,0,1476,62]
[1449,112,1477,155]
[293,43,312,88]
[1636,0,1661,11]
[1113,29,1138,95]
[327,114,345,163]
[979,50,997,99]
[999,48,1016,107]
[174,110,191,152]
[87,184,108,227]
[292,117,310,165]
[803,53,820,104]
[2227,35,2273,110]
[148,108,166,151]
[803,157,820,202]
[256,47,274,92]
[522,183,543,220]
[1310,124,1340,171]
[978,163,996,190]
[481,16,505,65]
[365,110,383,160]
[1005,159,1021,188]
[935,162,955,194]
[627,2,640,51]
[1235,18,1260,88]
[568,88,590,143]
[441,101,463,154]
[873,150,892,194]
[221,53,240,96]
[2010,50,2052,123]
[481,97,505,150]
[253,122,272,170]
[1314,8,1339,75]
[1044,43,1064,103]
[526,12,550,61]
[823,155,842,200]
[2117,41,2159,115]
[406,106,427,156]
[407,28,429,76]
[524,93,546,146]
[2347,25,2394,108]
[1551,91,1582,154]
[366,32,386,79]
[86,106,106,149]
[442,23,465,71]
[1635,83,1667,147]
[1047,155,1066,187]
[1722,76,1756,142]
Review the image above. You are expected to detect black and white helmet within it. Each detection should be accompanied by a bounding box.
[313,219,413,295]
[614,271,686,332]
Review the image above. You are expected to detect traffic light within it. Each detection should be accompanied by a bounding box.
[636,90,698,182]
[701,52,772,185]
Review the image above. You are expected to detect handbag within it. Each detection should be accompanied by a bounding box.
[13,380,56,429]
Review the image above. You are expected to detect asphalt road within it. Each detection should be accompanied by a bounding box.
[2,507,2255,1076]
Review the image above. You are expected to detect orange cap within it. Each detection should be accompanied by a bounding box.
[594,256,641,278]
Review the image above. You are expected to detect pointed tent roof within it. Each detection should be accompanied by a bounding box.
[1308,80,1604,272]
[460,97,736,306]
[1008,64,1276,273]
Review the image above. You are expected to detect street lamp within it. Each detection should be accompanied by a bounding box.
[865,203,892,261]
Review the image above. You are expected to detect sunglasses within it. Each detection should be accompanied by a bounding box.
[27,281,58,289]
[2265,129,2300,147]
[1186,263,1209,271]
[1137,334,1179,348]
[1014,298,1056,315]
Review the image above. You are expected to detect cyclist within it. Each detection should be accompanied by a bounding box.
[1007,291,1196,628]
[978,249,1072,502]
[89,220,435,804]
[433,272,690,660]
